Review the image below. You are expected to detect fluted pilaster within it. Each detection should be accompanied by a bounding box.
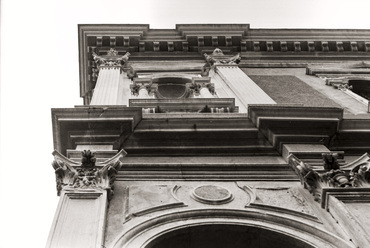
[90,49,130,105]
[215,65,276,112]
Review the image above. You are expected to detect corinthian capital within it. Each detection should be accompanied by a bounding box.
[52,149,126,200]
[92,48,130,68]
[204,48,241,66]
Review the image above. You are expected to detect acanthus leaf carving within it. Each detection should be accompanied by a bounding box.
[204,48,241,66]
[51,149,126,200]
[289,152,370,203]
[92,48,130,68]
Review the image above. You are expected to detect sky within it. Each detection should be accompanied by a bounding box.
[0,0,369,247]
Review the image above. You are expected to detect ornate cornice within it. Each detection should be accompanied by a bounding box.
[289,152,370,204]
[52,149,126,200]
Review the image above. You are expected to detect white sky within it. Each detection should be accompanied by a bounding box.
[0,0,369,247]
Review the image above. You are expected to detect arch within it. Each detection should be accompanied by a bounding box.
[110,209,354,248]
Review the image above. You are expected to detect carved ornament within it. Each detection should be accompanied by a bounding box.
[187,81,215,96]
[204,48,241,66]
[92,48,130,69]
[52,149,126,200]
[289,152,370,202]
[130,80,158,96]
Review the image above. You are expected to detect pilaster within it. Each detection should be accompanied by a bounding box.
[289,152,370,247]
[205,48,276,113]
[46,150,126,248]
[90,48,131,105]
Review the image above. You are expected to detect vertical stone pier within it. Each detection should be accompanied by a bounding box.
[90,49,131,105]
[205,49,276,112]
[46,150,126,248]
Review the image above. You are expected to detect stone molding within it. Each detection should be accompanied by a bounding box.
[289,152,370,203]
[111,208,353,248]
[52,149,126,200]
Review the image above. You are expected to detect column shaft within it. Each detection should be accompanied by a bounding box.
[199,87,214,98]
[215,66,276,112]
[46,190,108,248]
[90,68,121,105]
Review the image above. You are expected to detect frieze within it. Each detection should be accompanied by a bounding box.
[52,149,126,200]
[289,152,370,203]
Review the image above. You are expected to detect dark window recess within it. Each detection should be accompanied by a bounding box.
[349,80,370,101]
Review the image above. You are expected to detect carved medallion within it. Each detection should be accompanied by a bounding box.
[191,185,233,204]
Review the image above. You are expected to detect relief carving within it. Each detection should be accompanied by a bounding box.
[204,48,241,66]
[92,48,130,68]
[52,149,126,200]
[289,152,370,202]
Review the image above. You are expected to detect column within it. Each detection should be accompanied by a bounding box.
[190,77,215,98]
[90,49,130,105]
[130,78,157,98]
[46,150,126,248]
[204,48,276,113]
[215,65,276,111]
[199,87,214,98]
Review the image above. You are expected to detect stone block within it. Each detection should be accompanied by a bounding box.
[308,41,315,52]
[253,41,260,52]
[282,144,330,161]
[280,41,287,52]
[294,41,301,52]
[322,41,329,52]
[267,41,273,52]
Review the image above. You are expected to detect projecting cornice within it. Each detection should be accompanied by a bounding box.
[78,24,370,103]
[51,106,142,156]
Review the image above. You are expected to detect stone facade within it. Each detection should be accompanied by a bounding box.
[47,24,370,248]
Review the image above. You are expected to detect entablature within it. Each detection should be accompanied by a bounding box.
[79,24,370,100]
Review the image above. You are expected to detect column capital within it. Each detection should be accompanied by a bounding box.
[187,77,214,96]
[92,48,130,70]
[204,48,241,66]
[130,78,158,96]
[289,152,370,204]
[51,149,126,200]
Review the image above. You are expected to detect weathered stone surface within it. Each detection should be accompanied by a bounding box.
[255,186,316,216]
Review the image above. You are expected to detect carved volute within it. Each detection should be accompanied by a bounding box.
[203,48,241,66]
[92,48,130,71]
[52,149,126,200]
[289,152,370,203]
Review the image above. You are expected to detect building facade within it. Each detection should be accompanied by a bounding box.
[47,24,370,248]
